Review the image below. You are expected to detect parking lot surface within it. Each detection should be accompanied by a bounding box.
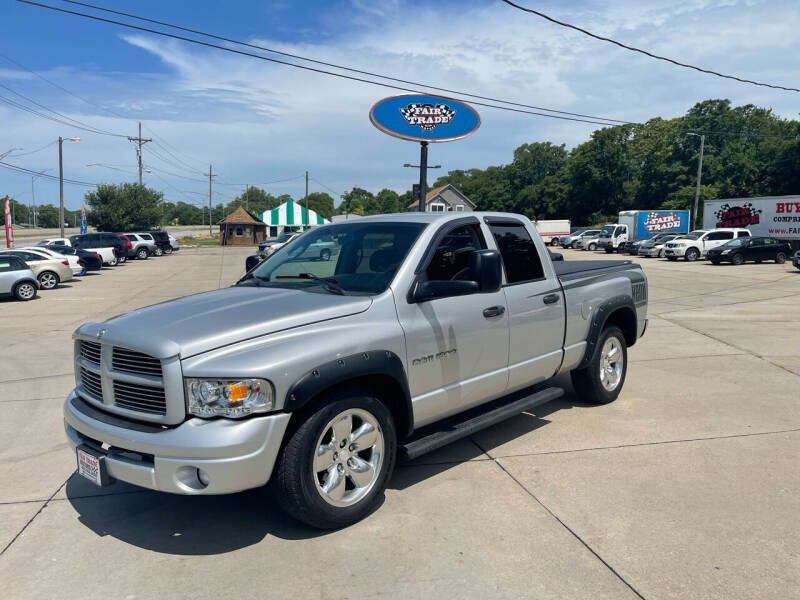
[1,247,798,599]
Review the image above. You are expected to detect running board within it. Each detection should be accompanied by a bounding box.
[399,386,565,461]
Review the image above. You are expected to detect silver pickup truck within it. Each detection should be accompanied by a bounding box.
[65,212,648,528]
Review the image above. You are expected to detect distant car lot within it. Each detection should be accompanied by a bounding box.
[0,246,797,599]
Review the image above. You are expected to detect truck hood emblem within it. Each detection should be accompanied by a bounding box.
[96,329,107,339]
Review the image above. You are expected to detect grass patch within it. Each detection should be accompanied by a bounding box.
[178,235,221,247]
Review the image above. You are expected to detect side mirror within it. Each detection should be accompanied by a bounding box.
[412,280,479,302]
[469,249,502,293]
[549,251,564,261]
[245,254,262,272]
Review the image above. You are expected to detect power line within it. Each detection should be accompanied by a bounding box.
[0,50,210,169]
[3,140,58,157]
[216,175,306,187]
[0,83,127,136]
[17,0,630,127]
[0,160,98,186]
[310,176,344,198]
[142,163,207,182]
[499,0,800,93]
[62,0,633,125]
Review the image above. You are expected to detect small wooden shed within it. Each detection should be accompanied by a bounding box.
[218,206,267,246]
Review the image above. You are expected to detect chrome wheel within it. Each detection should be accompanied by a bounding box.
[108,256,118,266]
[313,408,384,508]
[38,272,58,289]
[599,336,624,392]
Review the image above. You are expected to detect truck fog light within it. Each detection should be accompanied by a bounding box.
[185,378,274,418]
[197,468,210,487]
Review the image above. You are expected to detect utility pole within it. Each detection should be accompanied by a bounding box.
[58,137,64,238]
[689,133,705,230]
[128,122,152,185]
[304,170,309,229]
[30,176,35,228]
[208,165,216,236]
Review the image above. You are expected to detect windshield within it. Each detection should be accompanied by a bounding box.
[244,221,427,295]
[721,238,746,248]
[599,225,615,237]
[276,232,296,243]
[682,230,706,240]
[582,230,600,237]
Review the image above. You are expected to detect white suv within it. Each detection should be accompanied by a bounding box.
[664,229,751,262]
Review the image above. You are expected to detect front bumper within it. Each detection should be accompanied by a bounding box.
[63,390,291,495]
[638,247,659,257]
[792,254,800,269]
[664,246,687,257]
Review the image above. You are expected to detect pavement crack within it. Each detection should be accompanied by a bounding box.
[492,428,800,460]
[469,436,648,600]
[1,474,70,556]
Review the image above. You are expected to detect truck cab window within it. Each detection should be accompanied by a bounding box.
[489,222,545,284]
[426,224,486,281]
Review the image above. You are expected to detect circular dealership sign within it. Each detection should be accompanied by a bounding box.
[369,94,481,142]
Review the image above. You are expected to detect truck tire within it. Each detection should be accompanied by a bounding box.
[571,325,627,405]
[775,252,787,264]
[685,248,700,262]
[118,254,127,264]
[271,390,397,529]
[550,238,559,247]
[136,248,149,260]
[13,281,37,301]
[164,246,173,255]
[154,246,164,257]
[108,256,118,266]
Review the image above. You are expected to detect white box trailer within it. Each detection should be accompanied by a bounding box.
[534,219,571,246]
[703,196,800,240]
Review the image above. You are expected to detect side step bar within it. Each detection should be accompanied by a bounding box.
[399,386,564,461]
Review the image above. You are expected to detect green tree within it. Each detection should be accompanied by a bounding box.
[337,187,374,216]
[305,192,334,219]
[231,186,281,217]
[375,189,401,214]
[85,183,164,231]
[36,204,60,228]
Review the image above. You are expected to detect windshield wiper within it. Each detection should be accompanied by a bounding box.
[275,272,345,295]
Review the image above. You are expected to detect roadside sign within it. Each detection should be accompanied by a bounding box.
[369,94,481,143]
[703,196,800,240]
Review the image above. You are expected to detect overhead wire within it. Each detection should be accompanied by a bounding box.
[0,160,98,186]
[499,0,800,93]
[62,0,634,125]
[17,0,631,127]
[3,140,58,157]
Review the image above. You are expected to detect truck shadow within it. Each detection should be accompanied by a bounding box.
[65,475,332,553]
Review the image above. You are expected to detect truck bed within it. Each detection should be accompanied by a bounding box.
[553,259,633,280]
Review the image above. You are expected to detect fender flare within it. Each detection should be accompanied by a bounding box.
[284,350,413,437]
[577,295,637,369]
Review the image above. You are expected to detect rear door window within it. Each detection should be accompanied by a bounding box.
[737,231,750,238]
[488,221,545,284]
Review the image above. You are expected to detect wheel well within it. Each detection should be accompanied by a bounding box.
[605,307,638,347]
[287,375,411,440]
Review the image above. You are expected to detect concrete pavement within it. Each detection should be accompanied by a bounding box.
[0,246,798,599]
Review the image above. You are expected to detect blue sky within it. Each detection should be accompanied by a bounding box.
[2,0,799,211]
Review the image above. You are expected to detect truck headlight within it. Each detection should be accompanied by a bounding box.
[185,378,274,418]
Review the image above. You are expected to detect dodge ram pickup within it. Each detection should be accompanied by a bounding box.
[65,212,648,529]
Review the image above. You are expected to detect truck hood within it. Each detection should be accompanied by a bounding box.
[77,286,372,359]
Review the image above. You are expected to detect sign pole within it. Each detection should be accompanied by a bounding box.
[418,142,428,212]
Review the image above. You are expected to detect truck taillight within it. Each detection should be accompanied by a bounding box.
[95,253,101,260]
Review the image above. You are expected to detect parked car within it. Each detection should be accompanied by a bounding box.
[575,230,603,251]
[560,229,601,249]
[258,231,301,257]
[18,246,83,276]
[663,229,751,261]
[36,237,71,247]
[65,212,648,529]
[141,230,172,255]
[69,233,127,265]
[0,255,39,301]
[638,233,683,258]
[793,249,800,270]
[706,237,791,265]
[167,233,180,252]
[0,249,73,289]
[45,244,103,272]
[125,233,157,260]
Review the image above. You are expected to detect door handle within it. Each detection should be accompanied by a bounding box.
[543,293,560,305]
[483,305,506,318]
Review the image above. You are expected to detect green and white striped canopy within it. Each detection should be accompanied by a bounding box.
[259,199,328,227]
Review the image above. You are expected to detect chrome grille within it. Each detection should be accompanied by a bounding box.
[80,341,102,366]
[112,347,163,377]
[113,380,167,415]
[79,366,103,401]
